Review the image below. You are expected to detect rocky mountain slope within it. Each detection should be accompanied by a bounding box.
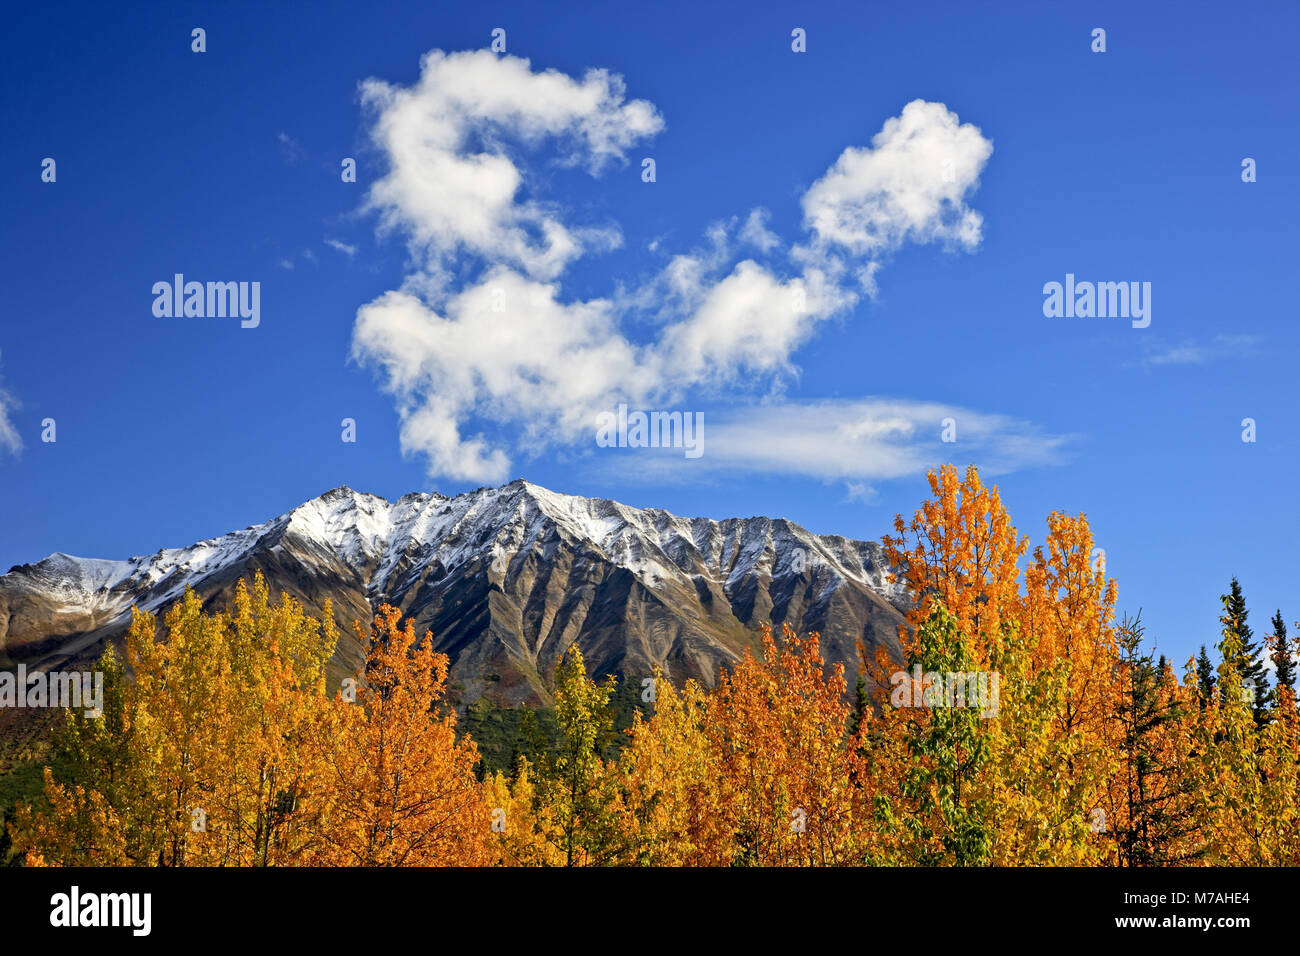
[0,480,908,706]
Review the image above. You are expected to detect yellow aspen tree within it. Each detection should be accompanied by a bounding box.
[619,673,729,865]
[10,576,342,867]
[483,757,561,866]
[984,619,1075,864]
[1019,512,1120,864]
[869,607,994,865]
[197,576,338,866]
[11,769,130,866]
[10,641,147,865]
[127,592,232,866]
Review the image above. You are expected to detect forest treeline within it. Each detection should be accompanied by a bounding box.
[6,465,1299,866]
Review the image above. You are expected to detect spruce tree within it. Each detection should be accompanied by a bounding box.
[1218,577,1270,723]
[850,669,869,735]
[510,705,546,779]
[1114,614,1197,865]
[1195,645,1217,705]
[846,668,875,789]
[1269,610,1296,701]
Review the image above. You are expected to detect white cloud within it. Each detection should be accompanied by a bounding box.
[354,268,654,481]
[325,237,358,257]
[1132,334,1261,368]
[0,358,22,457]
[277,132,304,164]
[649,260,850,386]
[359,49,662,287]
[0,402,17,456]
[693,399,1070,483]
[350,50,1015,486]
[578,398,1071,490]
[739,208,781,253]
[799,100,992,260]
[844,481,878,504]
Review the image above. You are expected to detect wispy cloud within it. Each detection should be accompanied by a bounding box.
[707,400,1070,480]
[1131,334,1262,368]
[0,353,23,457]
[349,49,1008,486]
[325,237,358,257]
[591,399,1071,488]
[277,131,304,164]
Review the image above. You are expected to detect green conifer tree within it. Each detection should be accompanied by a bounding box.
[1195,645,1217,706]
[1219,578,1270,723]
[1269,611,1296,701]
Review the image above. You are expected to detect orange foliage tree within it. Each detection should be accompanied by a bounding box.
[312,605,492,866]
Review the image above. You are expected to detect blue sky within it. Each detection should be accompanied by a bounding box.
[1,0,1296,668]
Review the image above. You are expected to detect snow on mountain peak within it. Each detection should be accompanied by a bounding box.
[284,487,396,569]
[4,480,903,626]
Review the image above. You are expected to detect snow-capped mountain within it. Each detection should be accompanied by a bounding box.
[0,480,908,705]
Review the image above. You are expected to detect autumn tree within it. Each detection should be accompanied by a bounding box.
[1194,617,1261,862]
[880,466,1124,864]
[883,464,1027,663]
[982,616,1076,864]
[312,604,491,866]
[197,576,339,866]
[619,674,725,865]
[12,575,341,867]
[484,756,558,866]
[14,643,143,865]
[703,624,856,866]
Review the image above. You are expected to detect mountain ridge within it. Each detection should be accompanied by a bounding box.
[0,479,908,705]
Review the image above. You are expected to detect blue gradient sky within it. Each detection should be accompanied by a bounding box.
[1,0,1297,667]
